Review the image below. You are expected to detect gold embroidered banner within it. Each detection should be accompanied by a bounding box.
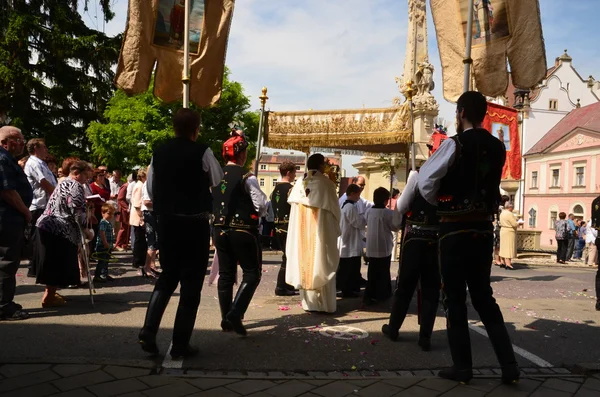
[115,0,235,106]
[265,104,412,153]
[430,0,547,102]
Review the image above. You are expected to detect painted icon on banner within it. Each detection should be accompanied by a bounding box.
[459,0,510,45]
[153,0,205,54]
[492,122,510,151]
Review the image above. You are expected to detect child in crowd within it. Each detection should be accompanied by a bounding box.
[364,187,401,304]
[95,203,116,282]
[337,184,366,298]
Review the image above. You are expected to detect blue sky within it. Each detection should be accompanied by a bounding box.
[82,0,600,175]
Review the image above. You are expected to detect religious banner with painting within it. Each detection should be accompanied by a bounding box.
[429,0,547,102]
[115,0,235,106]
[483,102,520,180]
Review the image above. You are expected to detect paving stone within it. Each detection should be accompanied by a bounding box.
[0,369,60,392]
[51,389,97,397]
[542,378,582,393]
[347,379,378,387]
[552,368,572,375]
[530,387,573,397]
[397,371,415,377]
[492,369,502,375]
[360,371,379,377]
[268,372,286,378]
[485,385,529,397]
[116,393,146,397]
[53,364,102,378]
[381,377,422,389]
[188,378,240,390]
[418,378,458,393]
[377,371,398,378]
[471,370,481,375]
[247,372,268,378]
[582,378,600,392]
[478,369,494,376]
[137,375,177,388]
[563,377,585,384]
[522,368,540,374]
[413,370,434,377]
[394,385,442,396]
[463,378,500,393]
[226,380,277,395]
[327,372,345,378]
[87,378,149,397]
[142,381,199,397]
[246,393,273,397]
[296,394,320,397]
[301,380,332,386]
[52,370,114,392]
[306,372,327,378]
[355,381,400,397]
[103,366,151,380]
[0,364,51,378]
[187,386,241,397]
[539,368,555,374]
[512,378,543,394]
[438,385,484,397]
[311,380,359,397]
[574,388,600,397]
[262,380,315,397]
[2,382,59,397]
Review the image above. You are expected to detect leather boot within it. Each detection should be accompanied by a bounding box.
[138,290,171,356]
[485,323,520,384]
[227,280,259,336]
[418,298,439,351]
[383,289,412,342]
[217,288,233,332]
[438,326,473,383]
[171,305,200,359]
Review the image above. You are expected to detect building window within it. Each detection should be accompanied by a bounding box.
[551,169,560,187]
[549,99,558,110]
[573,205,584,218]
[528,208,537,228]
[260,164,267,170]
[575,166,585,186]
[259,178,265,187]
[550,211,558,229]
[272,178,278,187]
[531,171,538,189]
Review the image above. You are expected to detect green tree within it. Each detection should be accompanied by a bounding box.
[0,1,120,159]
[86,68,259,172]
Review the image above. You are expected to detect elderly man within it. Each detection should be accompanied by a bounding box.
[24,138,56,277]
[0,126,33,321]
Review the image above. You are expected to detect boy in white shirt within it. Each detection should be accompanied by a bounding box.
[337,184,366,298]
[364,187,402,304]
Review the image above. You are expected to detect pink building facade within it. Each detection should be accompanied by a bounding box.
[523,102,600,248]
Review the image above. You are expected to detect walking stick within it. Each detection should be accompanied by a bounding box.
[76,204,95,307]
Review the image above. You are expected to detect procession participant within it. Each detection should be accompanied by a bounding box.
[286,154,341,313]
[592,196,600,310]
[138,108,223,359]
[418,91,519,384]
[129,169,147,274]
[0,126,33,321]
[337,184,366,298]
[114,180,130,251]
[271,161,297,296]
[213,129,268,336]
[364,187,401,304]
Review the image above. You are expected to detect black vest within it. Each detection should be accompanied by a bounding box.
[437,128,506,216]
[152,137,212,216]
[213,164,259,229]
[406,192,439,226]
[591,195,600,229]
[271,182,293,225]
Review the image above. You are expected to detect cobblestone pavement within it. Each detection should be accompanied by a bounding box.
[1,363,599,397]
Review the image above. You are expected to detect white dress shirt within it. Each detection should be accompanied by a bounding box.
[585,227,598,244]
[244,175,269,217]
[24,155,57,211]
[339,194,373,217]
[126,180,136,208]
[110,178,123,197]
[418,134,459,206]
[338,201,367,258]
[141,181,151,212]
[396,170,419,216]
[366,207,401,258]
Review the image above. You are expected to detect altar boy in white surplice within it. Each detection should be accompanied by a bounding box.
[286,154,341,313]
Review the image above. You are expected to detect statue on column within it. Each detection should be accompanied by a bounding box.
[414,59,435,97]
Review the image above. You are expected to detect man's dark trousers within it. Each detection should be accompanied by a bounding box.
[439,221,517,370]
[0,217,26,317]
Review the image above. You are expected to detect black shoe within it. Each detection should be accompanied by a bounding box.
[438,367,473,384]
[104,275,115,281]
[26,272,36,278]
[0,309,29,321]
[285,284,297,292]
[501,364,520,385]
[220,319,233,332]
[360,278,368,288]
[226,312,247,336]
[275,288,297,296]
[341,291,360,298]
[138,330,159,356]
[93,276,106,283]
[418,337,431,352]
[170,345,199,360]
[381,324,398,341]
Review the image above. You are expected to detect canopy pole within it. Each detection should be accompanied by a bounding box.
[253,87,269,175]
[463,0,475,92]
[182,0,191,108]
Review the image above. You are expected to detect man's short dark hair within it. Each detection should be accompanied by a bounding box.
[456,91,488,126]
[391,188,400,198]
[279,161,296,177]
[373,187,391,207]
[307,153,325,170]
[131,169,138,181]
[346,184,361,196]
[26,138,45,155]
[173,108,201,138]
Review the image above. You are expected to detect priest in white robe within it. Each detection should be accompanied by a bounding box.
[286,154,341,313]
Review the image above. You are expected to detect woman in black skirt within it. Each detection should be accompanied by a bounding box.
[36,161,91,308]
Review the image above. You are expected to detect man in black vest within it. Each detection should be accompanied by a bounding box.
[592,195,600,310]
[272,161,298,296]
[138,109,223,359]
[418,91,519,384]
[213,129,268,336]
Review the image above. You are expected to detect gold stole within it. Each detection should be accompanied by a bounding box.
[298,204,320,290]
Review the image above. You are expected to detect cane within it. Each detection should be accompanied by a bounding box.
[75,204,95,307]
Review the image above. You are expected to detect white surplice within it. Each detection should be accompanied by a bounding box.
[286,170,342,313]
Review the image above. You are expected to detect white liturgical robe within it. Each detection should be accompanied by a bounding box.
[286,170,342,313]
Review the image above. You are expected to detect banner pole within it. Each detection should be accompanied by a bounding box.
[463,0,475,92]
[182,0,191,108]
[253,87,269,175]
